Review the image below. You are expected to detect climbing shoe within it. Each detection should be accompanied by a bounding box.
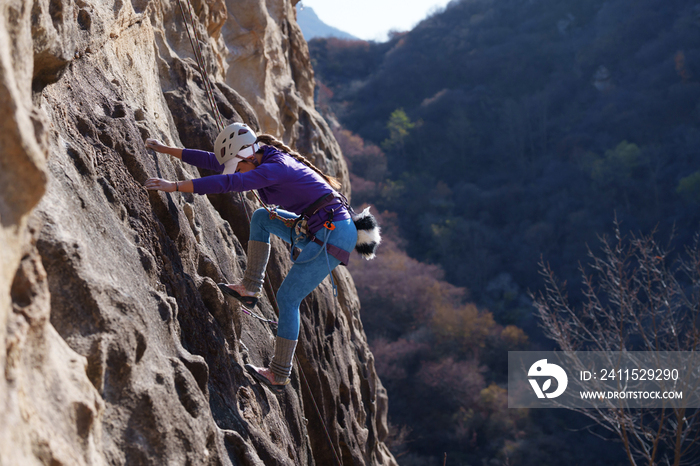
[245,364,290,394]
[218,283,259,308]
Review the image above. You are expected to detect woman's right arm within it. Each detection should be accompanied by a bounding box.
[145,139,183,159]
[145,139,224,172]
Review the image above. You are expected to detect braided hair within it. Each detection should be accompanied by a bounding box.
[255,134,342,190]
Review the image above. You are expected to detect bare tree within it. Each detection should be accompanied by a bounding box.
[531,223,700,466]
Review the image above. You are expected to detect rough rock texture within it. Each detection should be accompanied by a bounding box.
[0,0,396,465]
[219,0,350,194]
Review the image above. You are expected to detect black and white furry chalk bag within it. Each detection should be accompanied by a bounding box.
[352,206,381,260]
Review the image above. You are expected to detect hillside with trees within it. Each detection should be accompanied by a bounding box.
[309,0,700,464]
[338,131,628,466]
[312,0,700,324]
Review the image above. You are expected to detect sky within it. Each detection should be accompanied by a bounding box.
[297,0,455,42]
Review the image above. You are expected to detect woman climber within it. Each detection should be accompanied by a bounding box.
[143,122,358,393]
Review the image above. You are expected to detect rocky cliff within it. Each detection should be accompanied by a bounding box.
[0,0,395,464]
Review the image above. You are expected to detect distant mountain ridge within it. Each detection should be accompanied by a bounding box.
[297,6,359,41]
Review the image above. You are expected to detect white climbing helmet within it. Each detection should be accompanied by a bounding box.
[214,122,258,168]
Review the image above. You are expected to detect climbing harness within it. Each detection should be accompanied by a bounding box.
[269,209,297,228]
[176,3,343,465]
[286,192,353,297]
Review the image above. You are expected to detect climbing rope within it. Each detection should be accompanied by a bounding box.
[177,0,225,130]
[179,0,294,224]
[240,305,278,326]
[296,353,344,466]
[176,4,343,465]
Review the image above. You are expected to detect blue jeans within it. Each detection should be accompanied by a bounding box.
[249,208,357,340]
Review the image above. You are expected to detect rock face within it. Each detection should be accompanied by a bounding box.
[0,1,396,465]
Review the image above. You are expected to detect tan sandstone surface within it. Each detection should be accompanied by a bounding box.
[0,0,396,464]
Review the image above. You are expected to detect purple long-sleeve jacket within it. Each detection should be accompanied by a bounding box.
[183,145,350,235]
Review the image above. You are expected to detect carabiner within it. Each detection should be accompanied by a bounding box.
[323,220,336,231]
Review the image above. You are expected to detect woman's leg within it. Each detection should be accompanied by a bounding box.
[267,241,341,383]
[242,218,356,387]
[275,242,343,340]
[249,207,298,244]
[276,219,356,339]
[234,208,301,296]
[268,220,357,384]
